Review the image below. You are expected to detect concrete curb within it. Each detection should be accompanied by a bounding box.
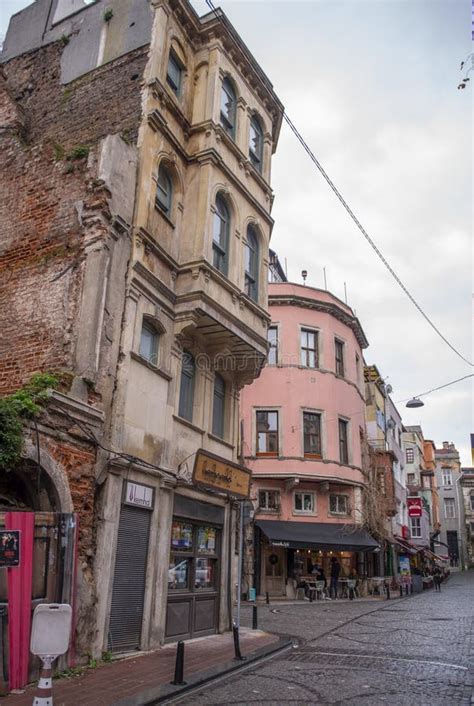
[112,636,293,706]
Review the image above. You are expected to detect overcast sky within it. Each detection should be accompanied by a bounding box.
[2,0,473,464]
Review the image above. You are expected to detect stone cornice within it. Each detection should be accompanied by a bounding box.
[269,294,369,349]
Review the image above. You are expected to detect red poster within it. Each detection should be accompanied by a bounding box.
[407,497,423,517]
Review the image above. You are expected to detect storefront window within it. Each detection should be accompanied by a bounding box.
[169,519,220,593]
[168,556,191,590]
[194,558,217,589]
[197,526,217,554]
[171,521,193,550]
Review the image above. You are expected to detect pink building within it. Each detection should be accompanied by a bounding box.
[241,282,378,597]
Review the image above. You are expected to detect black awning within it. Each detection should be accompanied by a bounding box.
[256,520,379,552]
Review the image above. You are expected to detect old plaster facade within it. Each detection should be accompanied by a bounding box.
[1,0,283,663]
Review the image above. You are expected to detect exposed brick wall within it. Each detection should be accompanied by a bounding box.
[0,40,147,395]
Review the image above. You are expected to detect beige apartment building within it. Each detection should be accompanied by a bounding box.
[1,0,283,668]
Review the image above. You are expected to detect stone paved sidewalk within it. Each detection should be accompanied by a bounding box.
[1,628,281,706]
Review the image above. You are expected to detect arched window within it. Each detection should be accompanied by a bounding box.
[245,225,259,301]
[212,194,230,275]
[178,351,195,421]
[155,163,173,215]
[212,373,226,438]
[249,115,263,172]
[220,77,236,138]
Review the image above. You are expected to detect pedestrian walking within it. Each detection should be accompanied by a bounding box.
[329,556,341,599]
[433,568,442,592]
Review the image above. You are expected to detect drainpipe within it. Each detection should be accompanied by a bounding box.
[454,474,466,570]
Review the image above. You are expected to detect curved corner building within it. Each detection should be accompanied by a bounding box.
[241,282,379,597]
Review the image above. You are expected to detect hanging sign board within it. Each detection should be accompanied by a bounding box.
[407,497,423,517]
[124,482,154,510]
[193,449,251,499]
[0,530,20,567]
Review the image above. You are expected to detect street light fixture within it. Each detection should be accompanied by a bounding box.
[406,397,424,409]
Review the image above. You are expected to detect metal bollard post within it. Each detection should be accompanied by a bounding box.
[309,589,313,603]
[32,657,53,706]
[171,640,186,685]
[265,591,270,605]
[405,584,409,596]
[386,585,390,600]
[252,605,258,630]
[410,582,413,594]
[399,585,403,598]
[232,623,245,661]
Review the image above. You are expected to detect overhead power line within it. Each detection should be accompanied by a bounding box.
[397,374,474,404]
[205,0,473,368]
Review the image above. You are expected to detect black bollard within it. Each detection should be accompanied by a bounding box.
[410,582,413,594]
[309,589,313,603]
[386,585,390,600]
[171,640,186,685]
[399,585,403,598]
[233,624,245,661]
[252,605,258,630]
[405,584,409,596]
[265,591,270,605]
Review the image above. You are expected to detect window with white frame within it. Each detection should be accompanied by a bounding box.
[444,498,455,519]
[410,517,421,538]
[258,489,280,512]
[267,326,278,365]
[220,77,236,138]
[294,491,315,514]
[303,411,322,457]
[300,329,318,368]
[338,419,349,465]
[329,494,348,515]
[442,468,452,486]
[407,472,416,485]
[471,494,474,512]
[406,447,414,464]
[256,410,279,455]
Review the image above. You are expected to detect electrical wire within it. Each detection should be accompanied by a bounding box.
[205,0,473,369]
[397,373,474,404]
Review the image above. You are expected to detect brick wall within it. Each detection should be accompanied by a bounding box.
[0,40,147,394]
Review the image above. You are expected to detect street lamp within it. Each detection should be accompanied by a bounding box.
[406,397,424,409]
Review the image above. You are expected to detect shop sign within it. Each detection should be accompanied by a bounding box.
[193,450,251,499]
[407,497,423,517]
[271,541,290,548]
[399,555,411,578]
[0,531,20,567]
[124,482,154,510]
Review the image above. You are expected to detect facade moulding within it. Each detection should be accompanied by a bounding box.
[49,390,105,429]
[175,295,269,350]
[137,227,180,271]
[269,295,369,349]
[245,457,364,474]
[132,261,177,305]
[129,275,176,319]
[250,472,366,488]
[108,455,177,487]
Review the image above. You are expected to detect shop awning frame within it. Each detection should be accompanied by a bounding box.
[256,520,379,552]
[393,535,418,556]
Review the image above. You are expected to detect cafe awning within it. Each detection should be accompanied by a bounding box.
[393,535,418,555]
[256,520,379,552]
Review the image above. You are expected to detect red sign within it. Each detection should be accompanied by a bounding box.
[407,497,423,517]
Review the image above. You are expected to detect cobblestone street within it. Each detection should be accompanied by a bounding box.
[178,571,474,705]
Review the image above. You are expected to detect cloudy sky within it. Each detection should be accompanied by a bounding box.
[2,0,473,463]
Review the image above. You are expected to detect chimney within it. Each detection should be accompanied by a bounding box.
[443,441,449,449]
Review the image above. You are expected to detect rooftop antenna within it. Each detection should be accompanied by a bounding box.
[344,281,348,304]
[301,269,308,285]
[323,267,327,290]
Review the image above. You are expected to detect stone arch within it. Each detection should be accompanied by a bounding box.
[22,438,74,512]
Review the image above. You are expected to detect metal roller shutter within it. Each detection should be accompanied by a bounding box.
[108,505,151,652]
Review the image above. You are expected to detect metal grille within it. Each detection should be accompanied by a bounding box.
[108,505,151,652]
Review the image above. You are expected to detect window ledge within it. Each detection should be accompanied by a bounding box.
[131,351,173,380]
[207,432,235,450]
[256,453,279,458]
[293,511,317,517]
[257,509,280,514]
[153,203,176,229]
[328,512,350,518]
[173,414,205,435]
